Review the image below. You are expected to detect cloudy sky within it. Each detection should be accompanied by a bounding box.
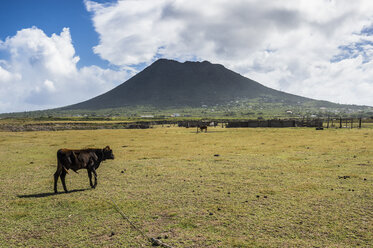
[1,0,373,113]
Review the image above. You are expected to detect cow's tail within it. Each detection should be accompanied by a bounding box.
[57,150,70,174]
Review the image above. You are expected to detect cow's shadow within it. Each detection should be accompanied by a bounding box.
[17,188,90,198]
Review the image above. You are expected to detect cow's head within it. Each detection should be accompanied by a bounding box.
[103,146,114,160]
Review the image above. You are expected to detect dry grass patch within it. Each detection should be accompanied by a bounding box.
[0,126,372,247]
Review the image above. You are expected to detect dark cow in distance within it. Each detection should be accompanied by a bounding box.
[198,125,208,133]
[54,146,114,193]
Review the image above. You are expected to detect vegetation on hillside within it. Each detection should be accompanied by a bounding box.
[1,99,372,119]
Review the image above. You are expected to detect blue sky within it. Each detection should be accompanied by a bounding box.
[0,0,112,68]
[1,0,373,113]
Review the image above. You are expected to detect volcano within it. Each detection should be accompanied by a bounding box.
[63,59,315,110]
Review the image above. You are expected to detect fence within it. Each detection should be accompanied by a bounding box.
[325,117,363,129]
[226,119,323,128]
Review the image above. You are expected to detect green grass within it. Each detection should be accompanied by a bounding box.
[1,99,372,119]
[0,126,372,247]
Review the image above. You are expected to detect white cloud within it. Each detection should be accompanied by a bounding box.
[2,0,373,113]
[43,79,56,92]
[86,0,373,106]
[0,27,130,113]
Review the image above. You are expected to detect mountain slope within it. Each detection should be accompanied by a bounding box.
[63,59,311,110]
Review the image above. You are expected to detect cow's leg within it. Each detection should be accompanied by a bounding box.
[87,169,94,188]
[54,166,62,193]
[60,169,68,193]
[92,168,98,188]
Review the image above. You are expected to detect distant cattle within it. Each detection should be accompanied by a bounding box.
[54,146,114,193]
[198,125,208,133]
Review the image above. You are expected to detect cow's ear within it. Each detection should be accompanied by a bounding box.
[104,146,110,150]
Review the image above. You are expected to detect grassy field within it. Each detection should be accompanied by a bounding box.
[0,126,372,247]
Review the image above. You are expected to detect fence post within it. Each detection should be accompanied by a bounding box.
[351,118,353,129]
[327,116,330,128]
[359,118,362,128]
[340,117,342,128]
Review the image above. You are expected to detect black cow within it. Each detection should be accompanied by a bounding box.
[54,146,114,193]
[198,125,208,133]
